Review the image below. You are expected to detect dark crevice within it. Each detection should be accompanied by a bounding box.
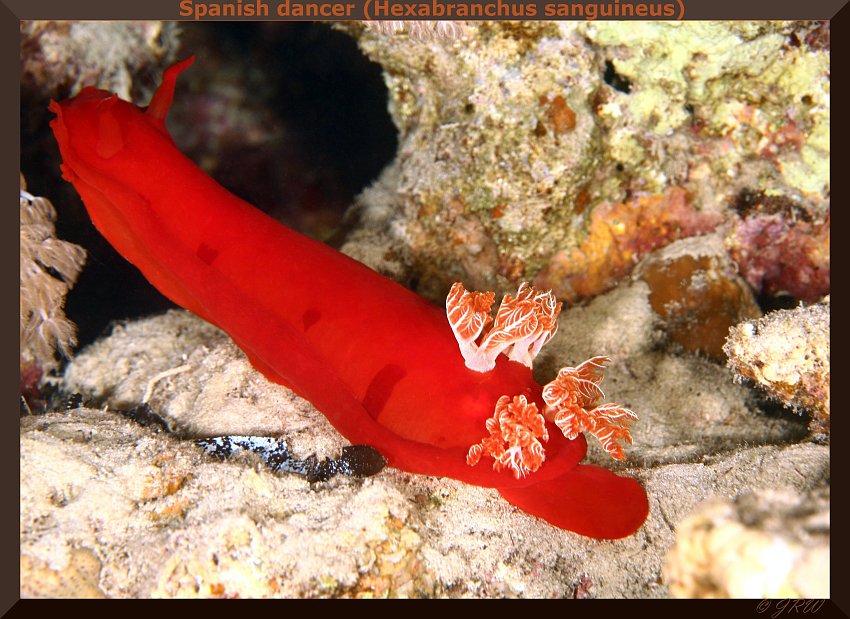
[603,59,632,94]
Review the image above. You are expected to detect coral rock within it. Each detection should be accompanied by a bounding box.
[21,20,179,100]
[536,188,722,304]
[724,299,830,434]
[634,235,761,360]
[664,489,829,598]
[726,210,830,304]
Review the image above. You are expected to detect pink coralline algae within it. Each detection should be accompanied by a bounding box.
[727,212,830,303]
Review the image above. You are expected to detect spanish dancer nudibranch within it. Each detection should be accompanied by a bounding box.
[50,56,649,539]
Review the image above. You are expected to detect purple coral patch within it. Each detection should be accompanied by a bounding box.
[728,213,830,303]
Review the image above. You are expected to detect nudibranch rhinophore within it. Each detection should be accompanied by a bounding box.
[50,56,649,538]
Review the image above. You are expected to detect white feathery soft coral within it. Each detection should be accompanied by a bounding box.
[542,356,638,460]
[20,173,86,370]
[364,20,469,40]
[446,282,562,372]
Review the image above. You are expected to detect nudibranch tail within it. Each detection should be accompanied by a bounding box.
[542,356,638,461]
[446,282,562,372]
[498,463,649,539]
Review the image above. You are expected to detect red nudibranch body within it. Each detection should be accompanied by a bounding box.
[50,56,648,538]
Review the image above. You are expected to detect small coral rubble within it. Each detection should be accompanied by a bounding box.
[724,300,830,435]
[664,489,829,598]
